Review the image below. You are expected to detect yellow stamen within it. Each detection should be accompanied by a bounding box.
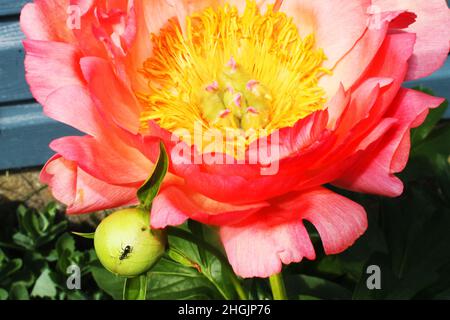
[138,0,330,153]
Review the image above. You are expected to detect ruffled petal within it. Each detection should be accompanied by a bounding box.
[23,40,84,106]
[372,0,450,80]
[80,57,142,134]
[334,88,444,197]
[43,85,104,137]
[324,32,417,163]
[40,155,77,206]
[49,135,152,186]
[320,10,412,98]
[41,155,138,214]
[299,188,368,255]
[220,187,367,278]
[23,40,107,137]
[151,185,269,228]
[20,0,75,42]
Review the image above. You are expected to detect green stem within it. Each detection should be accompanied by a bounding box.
[269,273,287,300]
[138,274,148,300]
[230,275,248,300]
[123,274,147,300]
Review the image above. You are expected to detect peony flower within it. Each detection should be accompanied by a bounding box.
[22,0,450,278]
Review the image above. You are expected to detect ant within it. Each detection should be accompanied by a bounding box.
[119,245,133,260]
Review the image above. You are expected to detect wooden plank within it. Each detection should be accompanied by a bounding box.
[0,103,80,170]
[0,20,31,103]
[0,1,30,17]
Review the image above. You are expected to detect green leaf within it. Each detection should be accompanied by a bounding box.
[56,233,75,256]
[433,288,450,300]
[412,123,450,157]
[31,269,58,299]
[10,270,36,288]
[123,274,148,300]
[352,252,440,300]
[71,232,95,239]
[35,202,58,231]
[12,204,67,250]
[9,283,29,300]
[137,142,169,210]
[386,189,450,276]
[12,233,35,250]
[168,248,200,269]
[17,206,38,238]
[147,257,223,300]
[166,225,239,300]
[353,181,450,299]
[65,291,88,300]
[352,253,395,300]
[20,251,48,279]
[411,99,448,146]
[55,234,77,274]
[285,274,352,300]
[434,154,450,203]
[0,258,23,282]
[91,262,125,300]
[0,288,8,300]
[37,221,68,247]
[298,295,322,300]
[17,205,54,240]
[43,202,58,222]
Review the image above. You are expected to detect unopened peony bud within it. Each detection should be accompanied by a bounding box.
[94,208,166,277]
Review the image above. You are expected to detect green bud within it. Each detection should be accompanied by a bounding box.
[94,208,166,277]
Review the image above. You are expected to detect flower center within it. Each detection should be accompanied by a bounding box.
[138,1,329,150]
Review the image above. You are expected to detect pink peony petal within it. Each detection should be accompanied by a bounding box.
[20,0,75,42]
[80,57,142,134]
[40,155,77,206]
[334,88,444,197]
[220,187,367,278]
[372,0,450,80]
[23,40,84,106]
[49,135,152,186]
[43,85,104,137]
[300,188,368,255]
[279,0,371,69]
[151,186,269,229]
[41,155,138,214]
[320,10,412,98]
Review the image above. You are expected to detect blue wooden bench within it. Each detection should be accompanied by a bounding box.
[0,1,449,170]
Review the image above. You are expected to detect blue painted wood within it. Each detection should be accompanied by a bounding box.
[0,1,30,17]
[0,21,32,103]
[0,103,80,170]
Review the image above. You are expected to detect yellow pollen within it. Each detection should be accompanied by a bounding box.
[138,1,330,153]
